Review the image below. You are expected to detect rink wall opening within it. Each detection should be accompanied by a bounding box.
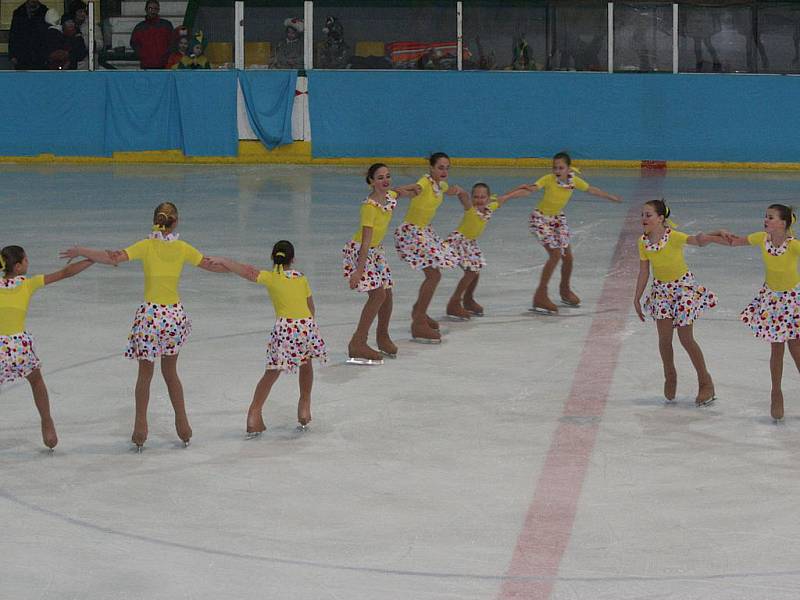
[1,70,800,166]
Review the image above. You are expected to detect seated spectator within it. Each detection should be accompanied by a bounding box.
[68,0,103,69]
[272,17,303,69]
[176,31,210,69]
[130,0,173,69]
[61,14,87,69]
[318,16,349,69]
[9,0,49,70]
[166,25,190,69]
[44,8,69,69]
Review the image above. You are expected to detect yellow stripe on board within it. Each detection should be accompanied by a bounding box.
[1,142,800,170]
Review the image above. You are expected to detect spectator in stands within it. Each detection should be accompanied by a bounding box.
[43,8,69,69]
[61,13,87,69]
[176,31,210,69]
[68,0,103,69]
[9,0,49,70]
[130,0,173,69]
[165,25,189,69]
[272,17,303,70]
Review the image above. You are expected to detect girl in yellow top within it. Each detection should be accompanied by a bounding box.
[394,152,468,343]
[342,163,421,364]
[211,241,327,435]
[517,152,621,314]
[718,204,800,421]
[634,200,723,406]
[61,202,226,451]
[444,183,531,320]
[0,245,93,449]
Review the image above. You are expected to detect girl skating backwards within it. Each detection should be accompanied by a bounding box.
[61,203,226,451]
[633,200,722,406]
[718,205,800,422]
[343,163,421,365]
[211,241,327,435]
[520,152,621,314]
[0,246,93,450]
[394,152,468,343]
[445,183,531,320]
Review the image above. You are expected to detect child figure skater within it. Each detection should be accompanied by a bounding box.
[343,163,420,364]
[60,202,225,451]
[445,183,531,319]
[212,241,327,434]
[520,152,621,314]
[718,204,800,421]
[633,200,720,405]
[394,152,468,343]
[0,246,93,450]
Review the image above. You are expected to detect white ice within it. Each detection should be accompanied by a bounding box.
[2,164,800,599]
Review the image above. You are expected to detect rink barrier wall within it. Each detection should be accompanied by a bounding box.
[2,71,800,168]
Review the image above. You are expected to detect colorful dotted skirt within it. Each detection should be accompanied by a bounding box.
[0,332,41,385]
[342,240,393,293]
[529,210,571,250]
[124,302,192,361]
[445,231,486,272]
[740,282,800,343]
[644,272,717,328]
[266,317,328,373]
[394,222,457,270]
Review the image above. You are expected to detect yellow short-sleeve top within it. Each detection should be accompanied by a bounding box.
[124,238,203,305]
[352,191,398,247]
[257,269,313,319]
[535,173,590,216]
[638,229,690,282]
[748,231,800,292]
[403,176,449,227]
[0,275,45,335]
[456,201,500,240]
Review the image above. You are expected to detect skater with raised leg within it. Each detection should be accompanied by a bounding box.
[61,202,227,451]
[633,200,722,406]
[717,204,800,422]
[211,241,327,435]
[516,152,621,314]
[394,152,468,342]
[342,163,420,364]
[0,245,94,450]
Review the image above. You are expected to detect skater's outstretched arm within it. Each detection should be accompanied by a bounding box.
[197,257,229,273]
[686,232,727,247]
[586,186,622,203]
[495,187,534,206]
[60,246,125,265]
[392,183,422,197]
[43,259,94,285]
[207,257,259,282]
[633,259,650,323]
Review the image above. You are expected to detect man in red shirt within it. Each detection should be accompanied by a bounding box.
[130,0,173,69]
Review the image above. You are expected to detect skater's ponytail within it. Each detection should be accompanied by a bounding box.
[645,199,678,228]
[768,204,796,234]
[0,245,25,278]
[153,202,178,232]
[271,240,295,272]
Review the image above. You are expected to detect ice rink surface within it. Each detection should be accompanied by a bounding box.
[2,164,800,599]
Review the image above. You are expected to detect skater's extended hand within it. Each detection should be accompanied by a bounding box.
[349,269,363,289]
[634,300,645,322]
[609,195,623,203]
[59,246,80,262]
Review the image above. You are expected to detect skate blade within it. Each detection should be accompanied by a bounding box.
[379,350,397,359]
[466,310,484,317]
[696,396,717,407]
[528,307,558,315]
[411,336,442,345]
[560,299,580,308]
[346,357,384,365]
[663,398,677,405]
[245,430,265,440]
[296,424,310,432]
[134,444,144,454]
[774,416,785,424]
[445,314,470,322]
[182,440,191,448]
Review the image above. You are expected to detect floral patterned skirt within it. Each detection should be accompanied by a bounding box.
[394,222,457,270]
[342,241,393,292]
[644,271,717,328]
[740,282,800,343]
[529,210,571,250]
[124,302,192,361]
[266,317,328,373]
[445,231,486,272]
[0,332,41,385]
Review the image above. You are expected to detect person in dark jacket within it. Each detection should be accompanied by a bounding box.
[130,0,173,69]
[9,0,49,70]
[62,14,87,70]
